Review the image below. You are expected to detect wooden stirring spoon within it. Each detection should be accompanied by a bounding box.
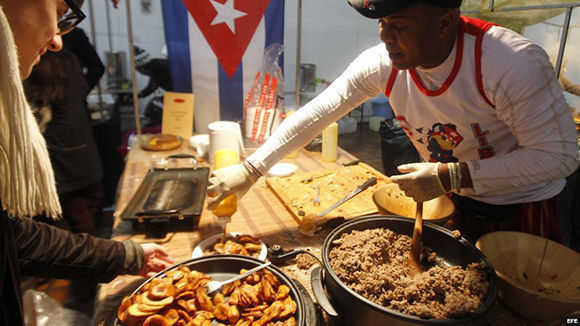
[408,201,424,276]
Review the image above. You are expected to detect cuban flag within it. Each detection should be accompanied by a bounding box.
[162,0,284,133]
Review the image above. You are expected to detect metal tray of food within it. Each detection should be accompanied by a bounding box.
[119,167,209,224]
[112,255,311,326]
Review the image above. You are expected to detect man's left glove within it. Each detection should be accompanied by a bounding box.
[207,164,256,210]
[389,163,447,202]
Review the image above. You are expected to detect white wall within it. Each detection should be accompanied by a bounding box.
[78,0,381,110]
[283,0,380,104]
[523,8,580,113]
[79,0,168,112]
[79,1,579,116]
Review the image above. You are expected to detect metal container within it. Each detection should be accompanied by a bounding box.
[311,215,498,325]
[106,51,128,90]
[119,166,209,232]
[113,255,309,326]
[299,63,316,92]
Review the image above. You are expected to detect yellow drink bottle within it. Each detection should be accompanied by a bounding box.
[211,149,239,217]
[322,122,338,162]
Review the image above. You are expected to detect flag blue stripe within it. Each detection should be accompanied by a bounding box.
[218,64,244,121]
[265,0,285,73]
[161,0,192,93]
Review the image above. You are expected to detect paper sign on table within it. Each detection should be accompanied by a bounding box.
[162,92,195,139]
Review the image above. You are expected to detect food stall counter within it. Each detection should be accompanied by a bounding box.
[93,138,359,325]
[93,137,565,326]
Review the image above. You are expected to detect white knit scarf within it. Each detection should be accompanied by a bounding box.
[0,7,61,219]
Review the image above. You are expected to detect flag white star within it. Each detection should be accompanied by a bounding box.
[210,0,247,34]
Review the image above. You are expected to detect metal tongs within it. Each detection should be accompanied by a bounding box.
[205,261,271,294]
[300,171,334,184]
[299,159,361,184]
[318,177,377,217]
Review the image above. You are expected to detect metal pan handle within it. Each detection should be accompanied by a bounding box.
[310,266,339,318]
[135,209,179,216]
[167,153,197,165]
[267,245,322,266]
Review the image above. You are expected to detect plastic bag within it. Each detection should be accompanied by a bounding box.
[380,119,422,176]
[243,43,285,143]
[23,289,91,326]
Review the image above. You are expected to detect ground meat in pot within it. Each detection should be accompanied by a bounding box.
[328,228,489,320]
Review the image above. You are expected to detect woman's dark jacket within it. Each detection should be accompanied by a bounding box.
[41,51,103,195]
[0,212,130,325]
[62,28,105,95]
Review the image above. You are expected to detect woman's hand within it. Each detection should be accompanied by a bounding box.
[138,243,174,278]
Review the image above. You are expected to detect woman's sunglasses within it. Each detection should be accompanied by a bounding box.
[57,0,86,35]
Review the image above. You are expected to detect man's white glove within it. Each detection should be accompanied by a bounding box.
[389,163,447,202]
[207,164,256,210]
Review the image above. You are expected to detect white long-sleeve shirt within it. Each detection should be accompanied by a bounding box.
[248,17,578,205]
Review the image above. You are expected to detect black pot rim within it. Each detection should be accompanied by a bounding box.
[113,254,305,326]
[321,214,499,325]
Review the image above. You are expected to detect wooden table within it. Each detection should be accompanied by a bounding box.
[93,138,562,326]
[93,139,361,325]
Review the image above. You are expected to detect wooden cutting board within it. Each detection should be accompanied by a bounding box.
[266,163,391,229]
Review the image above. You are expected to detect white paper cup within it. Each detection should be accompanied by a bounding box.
[208,121,244,163]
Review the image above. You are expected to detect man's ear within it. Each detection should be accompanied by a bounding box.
[438,9,458,39]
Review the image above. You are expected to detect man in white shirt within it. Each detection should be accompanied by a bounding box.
[208,0,578,245]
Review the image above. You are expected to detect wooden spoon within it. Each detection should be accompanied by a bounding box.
[535,238,549,290]
[408,201,424,275]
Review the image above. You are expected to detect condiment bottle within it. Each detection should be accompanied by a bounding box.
[322,122,338,162]
[211,149,239,219]
[285,109,299,159]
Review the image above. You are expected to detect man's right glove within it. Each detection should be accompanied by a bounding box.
[207,163,256,210]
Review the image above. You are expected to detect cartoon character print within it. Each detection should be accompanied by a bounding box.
[422,123,464,163]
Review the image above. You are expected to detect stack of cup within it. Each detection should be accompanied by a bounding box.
[208,121,245,163]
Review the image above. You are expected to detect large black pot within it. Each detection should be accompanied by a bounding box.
[311,215,498,325]
[114,255,308,326]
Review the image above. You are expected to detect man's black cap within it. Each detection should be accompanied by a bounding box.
[347,0,462,19]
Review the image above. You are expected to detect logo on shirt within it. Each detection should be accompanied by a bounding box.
[363,0,375,10]
[471,123,496,159]
[417,122,464,163]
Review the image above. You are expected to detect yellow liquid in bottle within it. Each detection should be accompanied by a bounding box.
[322,122,338,162]
[211,195,237,217]
[211,149,240,217]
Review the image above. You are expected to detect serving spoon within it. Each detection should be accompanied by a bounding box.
[408,201,424,276]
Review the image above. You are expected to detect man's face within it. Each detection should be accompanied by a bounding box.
[378,3,449,70]
[1,0,65,79]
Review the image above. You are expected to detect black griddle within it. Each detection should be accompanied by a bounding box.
[119,167,209,231]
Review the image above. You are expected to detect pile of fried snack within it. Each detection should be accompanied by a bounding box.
[210,234,263,257]
[117,265,297,326]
